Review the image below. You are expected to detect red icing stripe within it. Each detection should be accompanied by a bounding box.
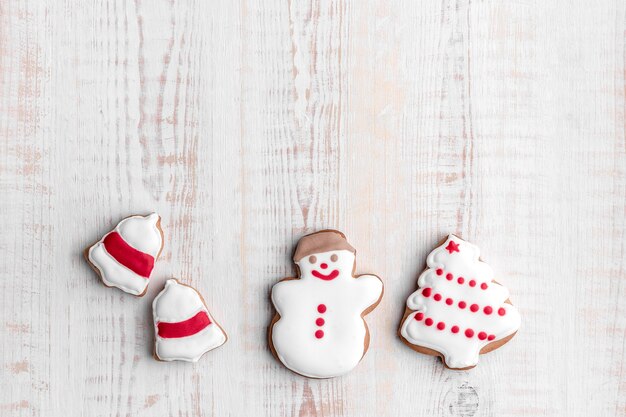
[157,311,211,338]
[103,232,155,278]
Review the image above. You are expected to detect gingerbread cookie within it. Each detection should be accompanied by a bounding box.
[399,235,521,369]
[84,213,164,296]
[152,279,227,362]
[269,230,383,378]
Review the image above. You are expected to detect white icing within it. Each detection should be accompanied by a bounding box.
[116,212,162,256]
[400,235,521,369]
[271,249,383,378]
[152,279,227,362]
[87,213,162,295]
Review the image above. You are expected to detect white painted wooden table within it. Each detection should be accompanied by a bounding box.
[1,1,625,416]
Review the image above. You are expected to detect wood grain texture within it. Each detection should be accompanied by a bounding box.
[1,0,624,416]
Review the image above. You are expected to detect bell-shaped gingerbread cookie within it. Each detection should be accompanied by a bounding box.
[85,213,164,296]
[152,279,227,362]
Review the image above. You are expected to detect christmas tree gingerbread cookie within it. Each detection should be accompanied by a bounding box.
[399,235,521,369]
[269,230,384,378]
[84,213,164,296]
[152,279,227,362]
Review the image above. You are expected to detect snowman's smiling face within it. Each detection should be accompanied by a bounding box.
[297,250,355,281]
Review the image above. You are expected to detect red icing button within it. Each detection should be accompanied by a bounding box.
[446,273,453,281]
[458,301,467,309]
[445,298,453,305]
[465,329,474,338]
[320,263,328,269]
[437,322,446,330]
[457,277,465,284]
[478,332,487,340]
[422,288,432,297]
[483,306,493,315]
[436,269,443,276]
[315,330,324,339]
[425,318,434,326]
[469,280,476,287]
[451,326,460,333]
[434,294,442,301]
[481,283,488,290]
[488,334,496,341]
[317,304,327,313]
[498,307,506,316]
[470,304,479,312]
[414,312,424,321]
[315,317,325,326]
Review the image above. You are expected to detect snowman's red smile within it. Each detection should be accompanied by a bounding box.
[312,269,339,281]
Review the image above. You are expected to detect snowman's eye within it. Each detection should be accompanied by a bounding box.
[308,255,317,264]
[330,254,338,262]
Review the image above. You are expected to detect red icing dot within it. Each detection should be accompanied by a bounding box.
[320,263,328,269]
[434,294,442,301]
[457,277,465,284]
[414,312,424,321]
[436,269,443,276]
[446,273,453,281]
[445,298,453,305]
[469,280,476,287]
[481,283,488,290]
[483,306,493,315]
[422,288,432,297]
[498,307,506,316]
[315,330,324,339]
[470,304,479,312]
[458,301,467,309]
[451,326,460,333]
[437,322,446,330]
[315,317,325,326]
[317,304,327,313]
[425,318,434,326]
[488,335,496,341]
[465,329,474,338]
[478,332,487,340]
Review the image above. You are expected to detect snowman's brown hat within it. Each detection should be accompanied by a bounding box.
[293,230,356,261]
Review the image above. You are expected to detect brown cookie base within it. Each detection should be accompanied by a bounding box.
[83,213,165,297]
[152,278,228,362]
[397,234,518,370]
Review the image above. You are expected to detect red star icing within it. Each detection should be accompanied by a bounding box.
[445,240,460,254]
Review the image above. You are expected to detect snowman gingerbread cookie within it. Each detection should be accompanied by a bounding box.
[399,235,521,369]
[269,230,384,378]
[84,213,164,296]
